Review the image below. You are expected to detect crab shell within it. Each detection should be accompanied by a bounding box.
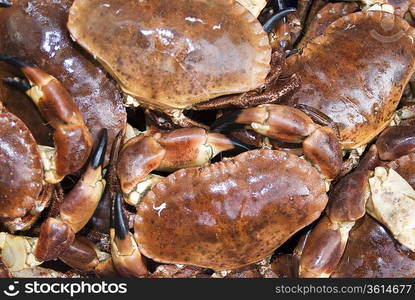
[0,110,44,220]
[282,11,415,149]
[134,150,328,270]
[236,0,267,17]
[67,0,271,110]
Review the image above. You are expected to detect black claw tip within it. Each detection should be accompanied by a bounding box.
[90,128,108,169]
[0,0,12,7]
[113,192,129,240]
[211,110,243,133]
[263,7,296,33]
[275,0,287,10]
[228,136,255,151]
[285,49,300,57]
[3,77,31,91]
[0,54,35,69]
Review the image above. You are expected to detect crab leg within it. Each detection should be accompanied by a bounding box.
[0,55,93,183]
[60,194,148,277]
[0,232,115,277]
[298,125,415,277]
[117,127,242,205]
[298,171,369,277]
[212,104,343,179]
[110,192,147,277]
[35,129,107,261]
[194,74,301,110]
[90,130,124,233]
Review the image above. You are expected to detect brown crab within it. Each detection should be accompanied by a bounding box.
[0,56,109,262]
[66,0,301,128]
[0,0,127,162]
[293,124,415,277]
[281,9,415,152]
[90,103,344,275]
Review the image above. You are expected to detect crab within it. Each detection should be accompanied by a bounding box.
[292,124,415,277]
[87,103,344,275]
[211,8,415,173]
[65,0,301,128]
[278,9,415,170]
[0,56,109,262]
[0,0,127,162]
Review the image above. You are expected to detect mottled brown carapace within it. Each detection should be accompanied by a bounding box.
[67,0,271,110]
[283,11,415,149]
[134,150,327,270]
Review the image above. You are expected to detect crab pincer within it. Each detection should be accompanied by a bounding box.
[0,55,93,183]
[297,124,415,277]
[34,129,107,261]
[110,102,342,272]
[117,127,242,205]
[212,104,342,180]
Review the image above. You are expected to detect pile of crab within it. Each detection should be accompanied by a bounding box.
[0,0,414,278]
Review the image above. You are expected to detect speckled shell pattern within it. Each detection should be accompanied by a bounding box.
[67,0,271,109]
[282,11,415,149]
[0,110,43,220]
[134,150,328,270]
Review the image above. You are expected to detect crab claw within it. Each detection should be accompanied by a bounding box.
[117,128,239,205]
[35,129,107,261]
[376,125,415,161]
[110,192,147,277]
[212,104,342,179]
[3,77,31,91]
[58,237,117,276]
[0,55,93,182]
[0,0,11,8]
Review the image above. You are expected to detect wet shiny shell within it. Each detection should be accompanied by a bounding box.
[282,11,415,149]
[332,215,415,278]
[0,111,43,220]
[134,150,327,270]
[0,0,127,162]
[67,0,271,109]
